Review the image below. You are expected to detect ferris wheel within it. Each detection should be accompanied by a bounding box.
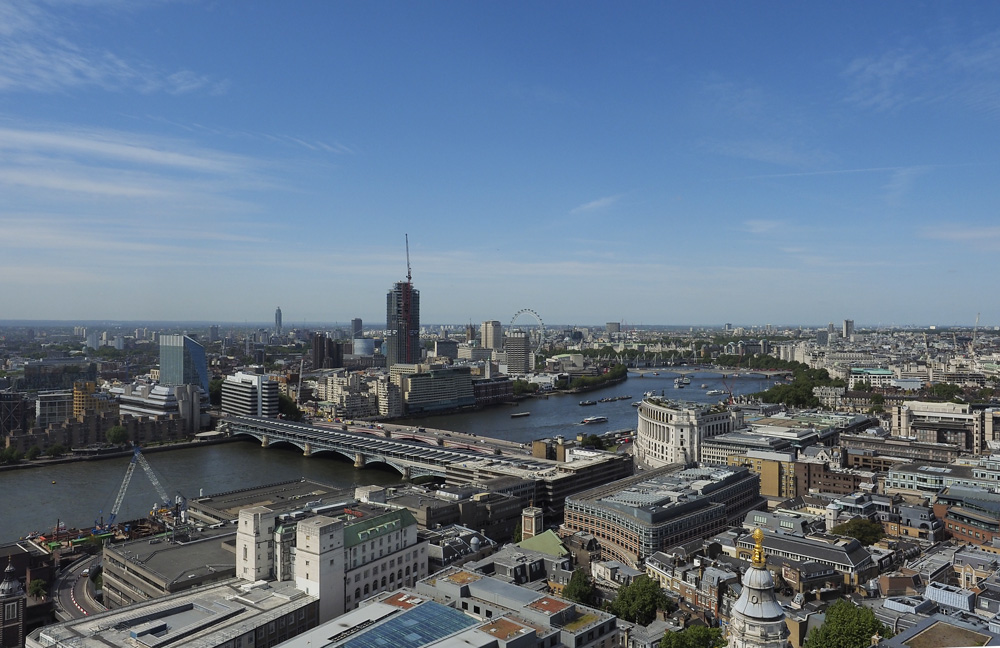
[508,308,546,354]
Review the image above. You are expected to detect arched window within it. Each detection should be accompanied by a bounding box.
[389,572,395,583]
[381,576,387,587]
[405,565,410,576]
[355,588,361,599]
[364,584,370,595]
[398,569,403,581]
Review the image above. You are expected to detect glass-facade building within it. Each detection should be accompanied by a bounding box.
[159,334,209,392]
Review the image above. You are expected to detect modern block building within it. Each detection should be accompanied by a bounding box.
[562,464,764,567]
[481,320,503,350]
[727,450,797,499]
[221,372,280,418]
[159,334,209,392]
[891,401,1000,455]
[385,280,420,367]
[504,330,531,374]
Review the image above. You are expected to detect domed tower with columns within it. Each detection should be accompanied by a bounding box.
[727,528,790,648]
[0,558,26,648]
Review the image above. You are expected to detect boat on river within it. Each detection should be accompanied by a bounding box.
[510,412,531,418]
[579,400,597,406]
[582,416,609,424]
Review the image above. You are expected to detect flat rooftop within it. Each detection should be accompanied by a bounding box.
[106,528,237,586]
[31,579,315,648]
[188,478,352,521]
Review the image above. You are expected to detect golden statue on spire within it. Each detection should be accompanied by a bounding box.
[751,527,766,568]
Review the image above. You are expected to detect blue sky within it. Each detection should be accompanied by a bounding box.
[2,1,999,328]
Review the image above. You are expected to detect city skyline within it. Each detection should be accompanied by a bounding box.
[3,2,1000,326]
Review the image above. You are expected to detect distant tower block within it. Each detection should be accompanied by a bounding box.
[275,307,283,337]
[521,506,543,540]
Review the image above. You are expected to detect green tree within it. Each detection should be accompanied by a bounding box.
[47,444,67,457]
[563,569,595,605]
[278,394,303,421]
[209,378,224,407]
[106,425,129,445]
[805,599,892,648]
[513,380,539,396]
[512,521,522,543]
[580,434,606,450]
[610,575,670,625]
[0,447,23,465]
[929,382,962,401]
[831,518,885,546]
[25,446,41,460]
[28,578,47,600]
[660,626,724,648]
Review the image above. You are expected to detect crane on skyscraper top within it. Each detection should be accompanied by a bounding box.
[403,234,414,363]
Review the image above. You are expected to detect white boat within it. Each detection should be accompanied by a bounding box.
[706,389,725,396]
[582,416,609,424]
[674,378,684,389]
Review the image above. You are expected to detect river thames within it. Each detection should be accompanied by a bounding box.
[0,370,773,543]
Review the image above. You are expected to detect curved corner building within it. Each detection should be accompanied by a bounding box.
[635,398,743,467]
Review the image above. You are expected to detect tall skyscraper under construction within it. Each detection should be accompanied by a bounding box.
[385,280,420,367]
[385,237,420,367]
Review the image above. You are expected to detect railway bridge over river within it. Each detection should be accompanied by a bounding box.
[219,415,524,479]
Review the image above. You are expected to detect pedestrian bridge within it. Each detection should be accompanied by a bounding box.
[219,416,495,478]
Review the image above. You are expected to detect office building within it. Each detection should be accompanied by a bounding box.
[727,450,797,499]
[35,390,73,428]
[396,365,475,414]
[112,383,209,435]
[275,306,282,336]
[481,320,503,350]
[237,503,428,622]
[843,319,854,340]
[504,330,531,374]
[20,359,96,392]
[209,324,220,343]
[159,334,209,392]
[28,579,318,648]
[352,318,363,338]
[386,280,420,367]
[562,464,764,567]
[635,398,743,467]
[102,528,237,609]
[222,372,280,418]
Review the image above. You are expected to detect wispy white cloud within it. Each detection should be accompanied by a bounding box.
[704,138,827,168]
[919,224,1000,247]
[743,220,780,234]
[0,126,250,174]
[843,32,1000,116]
[570,194,622,214]
[883,166,929,208]
[137,115,357,156]
[0,0,226,95]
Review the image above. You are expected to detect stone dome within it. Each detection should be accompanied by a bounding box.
[0,560,24,598]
